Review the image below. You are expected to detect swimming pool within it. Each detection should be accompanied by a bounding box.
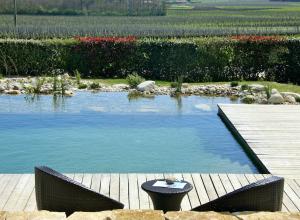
[0,92,258,173]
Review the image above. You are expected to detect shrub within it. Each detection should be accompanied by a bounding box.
[126,73,145,88]
[170,82,178,88]
[295,96,300,103]
[241,84,249,90]
[89,82,100,90]
[0,37,300,84]
[78,83,88,89]
[0,73,3,79]
[230,81,239,87]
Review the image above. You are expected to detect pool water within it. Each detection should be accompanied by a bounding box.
[0,92,258,173]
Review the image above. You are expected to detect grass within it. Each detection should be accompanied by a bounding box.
[88,79,300,93]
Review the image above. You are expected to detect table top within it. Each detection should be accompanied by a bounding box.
[141,179,193,194]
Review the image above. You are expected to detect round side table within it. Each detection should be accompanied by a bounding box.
[141,179,193,213]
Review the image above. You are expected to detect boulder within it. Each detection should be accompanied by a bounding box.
[271,88,280,95]
[165,211,238,220]
[241,95,256,104]
[64,90,75,97]
[248,84,265,92]
[137,81,155,92]
[234,211,300,220]
[268,93,284,104]
[112,210,164,220]
[67,211,112,220]
[0,211,6,220]
[4,90,21,95]
[5,211,66,220]
[284,95,296,104]
[281,92,300,99]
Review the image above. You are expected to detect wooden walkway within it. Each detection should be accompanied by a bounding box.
[218,104,300,179]
[0,173,300,212]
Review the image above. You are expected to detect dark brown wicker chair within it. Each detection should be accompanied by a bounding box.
[35,166,124,216]
[192,176,284,212]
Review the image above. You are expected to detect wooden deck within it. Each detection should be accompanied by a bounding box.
[0,173,300,212]
[218,104,300,179]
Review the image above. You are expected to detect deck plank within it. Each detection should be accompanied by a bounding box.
[119,174,129,209]
[191,174,209,205]
[128,173,139,209]
[110,174,120,202]
[137,174,150,209]
[0,174,22,209]
[218,104,300,177]
[100,174,110,198]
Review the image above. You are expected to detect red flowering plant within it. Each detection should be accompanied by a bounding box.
[230,35,285,42]
[74,36,137,44]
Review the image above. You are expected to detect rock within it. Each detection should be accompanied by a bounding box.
[182,83,189,88]
[5,90,21,95]
[137,81,155,92]
[241,95,256,104]
[112,210,165,220]
[63,73,70,79]
[165,211,238,220]
[0,211,6,220]
[249,84,265,92]
[5,211,66,220]
[64,90,74,97]
[112,84,130,90]
[271,88,279,95]
[234,211,300,220]
[0,85,5,92]
[67,211,112,220]
[284,95,296,104]
[268,93,284,104]
[281,92,300,99]
[12,83,22,90]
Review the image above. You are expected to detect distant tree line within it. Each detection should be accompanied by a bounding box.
[0,0,166,16]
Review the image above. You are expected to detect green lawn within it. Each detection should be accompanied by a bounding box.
[89,79,300,93]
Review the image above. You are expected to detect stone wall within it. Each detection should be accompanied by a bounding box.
[1,210,300,220]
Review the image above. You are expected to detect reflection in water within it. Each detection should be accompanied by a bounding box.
[127,91,155,102]
[24,94,41,104]
[52,95,66,111]
[171,93,183,112]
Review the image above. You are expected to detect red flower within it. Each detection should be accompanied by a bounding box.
[75,36,137,43]
[231,35,284,42]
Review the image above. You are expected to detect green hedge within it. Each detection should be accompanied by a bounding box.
[0,37,300,84]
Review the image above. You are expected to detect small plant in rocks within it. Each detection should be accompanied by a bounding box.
[230,81,239,87]
[264,85,272,99]
[78,83,88,89]
[295,96,300,103]
[75,70,81,86]
[89,82,101,90]
[126,72,144,88]
[241,84,249,90]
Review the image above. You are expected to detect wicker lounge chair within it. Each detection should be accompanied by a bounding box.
[35,166,124,216]
[192,176,284,212]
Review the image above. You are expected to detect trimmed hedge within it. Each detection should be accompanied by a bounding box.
[0,37,299,84]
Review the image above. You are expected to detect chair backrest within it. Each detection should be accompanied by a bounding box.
[192,176,284,212]
[35,166,124,216]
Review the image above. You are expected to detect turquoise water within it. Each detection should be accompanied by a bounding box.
[0,92,258,173]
